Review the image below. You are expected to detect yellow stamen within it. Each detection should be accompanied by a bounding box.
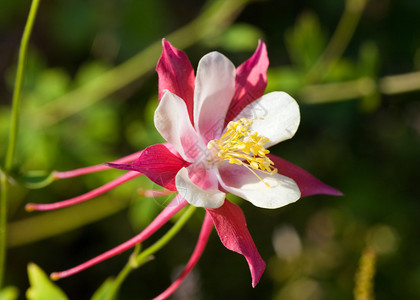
[207,118,277,187]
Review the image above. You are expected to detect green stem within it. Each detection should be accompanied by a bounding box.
[305,0,367,83]
[0,172,8,289]
[0,0,41,288]
[5,0,41,171]
[300,71,420,104]
[105,245,143,300]
[105,205,197,300]
[379,71,420,95]
[354,246,377,300]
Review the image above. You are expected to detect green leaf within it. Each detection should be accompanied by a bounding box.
[91,277,115,300]
[15,170,55,189]
[26,263,68,300]
[0,286,19,300]
[285,12,326,70]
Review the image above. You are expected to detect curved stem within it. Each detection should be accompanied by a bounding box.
[5,0,41,170]
[133,206,197,266]
[305,0,367,83]
[0,172,8,289]
[105,205,197,300]
[300,71,420,104]
[106,244,142,300]
[354,246,377,300]
[0,0,41,288]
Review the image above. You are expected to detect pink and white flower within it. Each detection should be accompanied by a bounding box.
[27,39,341,299]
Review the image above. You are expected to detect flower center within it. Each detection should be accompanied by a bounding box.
[207,118,277,187]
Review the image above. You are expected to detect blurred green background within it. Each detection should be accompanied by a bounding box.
[1,0,420,299]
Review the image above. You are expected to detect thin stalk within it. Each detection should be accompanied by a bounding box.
[354,247,377,300]
[106,244,143,299]
[0,0,41,288]
[5,0,41,170]
[300,71,420,104]
[105,205,197,300]
[305,0,368,83]
[0,172,8,289]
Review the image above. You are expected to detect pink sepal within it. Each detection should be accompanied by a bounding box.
[50,194,188,280]
[206,200,265,287]
[108,144,189,191]
[153,212,213,300]
[268,154,343,197]
[225,40,269,125]
[157,39,195,123]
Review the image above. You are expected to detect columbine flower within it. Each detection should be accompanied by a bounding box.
[26,39,341,299]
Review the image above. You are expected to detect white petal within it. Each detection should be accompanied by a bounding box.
[217,163,301,209]
[154,91,205,162]
[194,52,236,143]
[235,91,300,148]
[176,166,225,209]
